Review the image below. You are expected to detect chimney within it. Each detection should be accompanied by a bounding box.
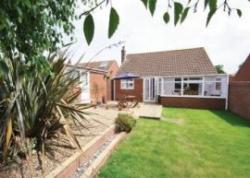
[121,46,126,64]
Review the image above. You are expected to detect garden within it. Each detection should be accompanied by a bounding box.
[0,0,248,178]
[100,108,250,178]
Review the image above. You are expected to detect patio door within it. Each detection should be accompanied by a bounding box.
[144,77,157,102]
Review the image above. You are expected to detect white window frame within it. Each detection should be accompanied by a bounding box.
[161,75,228,99]
[182,77,203,96]
[120,79,134,90]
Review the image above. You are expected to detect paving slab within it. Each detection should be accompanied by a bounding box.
[135,103,162,119]
[86,102,162,120]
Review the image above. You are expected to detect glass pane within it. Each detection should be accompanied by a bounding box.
[150,78,155,100]
[204,82,222,97]
[175,78,181,81]
[158,78,162,95]
[183,83,203,95]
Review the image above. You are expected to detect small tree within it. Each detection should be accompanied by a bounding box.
[215,64,226,74]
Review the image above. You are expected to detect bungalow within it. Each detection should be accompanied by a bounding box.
[67,60,118,104]
[113,47,229,110]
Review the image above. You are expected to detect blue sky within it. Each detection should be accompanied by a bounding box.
[64,0,250,74]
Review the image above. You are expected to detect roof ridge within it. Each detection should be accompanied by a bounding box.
[126,47,205,56]
[79,59,117,65]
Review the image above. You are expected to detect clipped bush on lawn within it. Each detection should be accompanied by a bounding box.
[115,114,136,133]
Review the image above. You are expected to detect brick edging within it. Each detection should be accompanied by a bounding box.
[46,125,116,178]
[80,132,127,178]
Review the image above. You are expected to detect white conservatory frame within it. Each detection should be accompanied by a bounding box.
[143,74,229,109]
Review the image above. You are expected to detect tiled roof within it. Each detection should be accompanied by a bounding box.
[234,53,250,81]
[118,47,217,77]
[77,60,117,71]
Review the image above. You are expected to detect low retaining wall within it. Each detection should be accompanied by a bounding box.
[81,132,127,178]
[160,96,226,110]
[46,125,117,178]
[229,82,250,120]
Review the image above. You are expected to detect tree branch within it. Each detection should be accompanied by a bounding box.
[79,0,107,18]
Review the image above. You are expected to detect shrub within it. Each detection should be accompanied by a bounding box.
[0,54,88,165]
[115,114,136,133]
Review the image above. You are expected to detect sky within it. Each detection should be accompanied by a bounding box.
[64,0,250,74]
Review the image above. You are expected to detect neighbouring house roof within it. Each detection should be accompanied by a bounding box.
[78,60,117,71]
[118,47,217,77]
[234,53,250,81]
[67,60,117,74]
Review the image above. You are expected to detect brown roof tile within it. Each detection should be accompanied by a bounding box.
[77,60,117,71]
[118,47,217,76]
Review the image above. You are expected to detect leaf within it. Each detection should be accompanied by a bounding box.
[108,7,119,38]
[181,7,190,23]
[83,14,94,45]
[206,9,216,26]
[141,0,148,8]
[236,9,242,17]
[204,0,209,10]
[206,0,217,26]
[163,12,170,24]
[3,119,12,161]
[209,0,217,11]
[23,0,32,8]
[0,60,9,75]
[174,2,183,25]
[149,0,157,16]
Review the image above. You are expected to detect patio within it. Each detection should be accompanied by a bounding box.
[87,102,162,120]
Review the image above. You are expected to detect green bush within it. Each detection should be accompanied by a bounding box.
[0,55,88,164]
[115,114,136,133]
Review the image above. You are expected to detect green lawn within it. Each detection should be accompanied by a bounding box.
[99,108,250,178]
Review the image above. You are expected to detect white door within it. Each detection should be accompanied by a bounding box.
[143,77,157,102]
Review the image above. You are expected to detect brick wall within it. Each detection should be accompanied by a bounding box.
[229,82,250,120]
[89,61,119,104]
[106,62,119,101]
[89,72,107,104]
[160,96,226,110]
[114,79,143,102]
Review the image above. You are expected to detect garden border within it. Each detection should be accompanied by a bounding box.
[45,125,126,178]
[80,132,127,178]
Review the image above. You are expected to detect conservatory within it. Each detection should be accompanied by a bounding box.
[143,74,229,110]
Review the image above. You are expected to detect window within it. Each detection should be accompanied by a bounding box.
[174,78,181,94]
[158,78,162,95]
[81,72,88,85]
[215,78,222,90]
[161,76,227,98]
[204,77,223,97]
[184,77,202,81]
[121,79,134,90]
[183,83,203,95]
[182,77,203,96]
